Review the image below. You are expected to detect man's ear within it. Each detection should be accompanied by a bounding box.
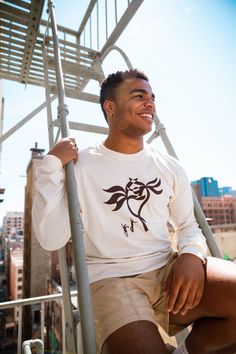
[103,100,115,118]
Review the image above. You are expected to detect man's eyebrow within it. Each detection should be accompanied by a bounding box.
[129,88,155,100]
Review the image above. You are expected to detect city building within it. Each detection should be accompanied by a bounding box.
[0,245,23,348]
[191,177,236,226]
[2,212,24,239]
[2,213,24,302]
[22,144,52,341]
[219,186,233,196]
[10,248,23,323]
[46,240,75,353]
[191,177,219,197]
[0,188,4,203]
[200,196,236,226]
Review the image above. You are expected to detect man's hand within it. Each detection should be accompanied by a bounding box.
[48,137,79,167]
[165,253,205,316]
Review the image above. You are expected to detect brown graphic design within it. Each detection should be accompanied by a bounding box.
[103,177,163,234]
[121,218,137,237]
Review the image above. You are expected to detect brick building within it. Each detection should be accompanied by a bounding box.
[192,177,236,226]
[10,248,23,322]
[22,143,75,351]
[22,144,52,340]
[200,196,236,226]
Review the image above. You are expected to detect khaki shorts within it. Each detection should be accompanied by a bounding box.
[90,252,187,352]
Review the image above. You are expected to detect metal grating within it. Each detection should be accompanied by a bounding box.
[40,20,104,102]
[0,0,104,101]
[0,0,45,84]
[0,0,144,101]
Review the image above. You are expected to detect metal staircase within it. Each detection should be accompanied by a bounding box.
[0,0,142,100]
[1,0,102,100]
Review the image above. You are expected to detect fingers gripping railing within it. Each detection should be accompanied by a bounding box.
[47,1,97,353]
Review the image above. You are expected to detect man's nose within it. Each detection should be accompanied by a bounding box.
[144,98,155,108]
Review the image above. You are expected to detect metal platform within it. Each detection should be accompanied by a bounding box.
[0,0,46,85]
[0,0,104,102]
[0,0,143,102]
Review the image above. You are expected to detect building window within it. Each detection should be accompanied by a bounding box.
[34,310,40,324]
[6,327,14,337]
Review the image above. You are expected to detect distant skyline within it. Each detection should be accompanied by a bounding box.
[1,0,236,223]
[191,176,236,198]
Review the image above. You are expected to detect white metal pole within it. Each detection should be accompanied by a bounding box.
[58,248,77,353]
[42,25,77,353]
[43,44,54,147]
[47,2,97,353]
[0,96,56,144]
[61,299,66,354]
[17,306,22,354]
[40,302,45,342]
[100,44,133,69]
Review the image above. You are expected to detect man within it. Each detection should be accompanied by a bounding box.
[33,69,236,354]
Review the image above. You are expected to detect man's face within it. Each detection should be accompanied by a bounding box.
[108,78,156,137]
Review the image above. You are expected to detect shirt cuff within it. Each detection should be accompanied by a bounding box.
[178,247,207,263]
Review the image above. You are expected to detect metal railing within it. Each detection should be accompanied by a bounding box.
[0,290,78,354]
[43,1,98,353]
[77,0,144,55]
[22,339,44,354]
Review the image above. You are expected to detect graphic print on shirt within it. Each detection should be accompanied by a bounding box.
[121,218,137,237]
[103,177,163,236]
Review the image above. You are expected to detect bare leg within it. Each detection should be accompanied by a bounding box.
[170,257,236,353]
[102,320,169,354]
[186,317,236,354]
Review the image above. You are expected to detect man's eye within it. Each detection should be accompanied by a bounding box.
[134,94,143,99]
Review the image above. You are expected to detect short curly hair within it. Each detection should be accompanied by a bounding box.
[100,69,149,122]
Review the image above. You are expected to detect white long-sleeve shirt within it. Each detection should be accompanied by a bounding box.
[32,143,207,283]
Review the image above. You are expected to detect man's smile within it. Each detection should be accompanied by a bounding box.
[137,112,154,122]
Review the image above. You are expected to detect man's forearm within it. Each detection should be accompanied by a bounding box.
[32,155,71,250]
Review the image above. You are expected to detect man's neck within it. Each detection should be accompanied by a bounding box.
[104,135,144,154]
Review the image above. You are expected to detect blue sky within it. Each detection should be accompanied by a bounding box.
[0,0,236,223]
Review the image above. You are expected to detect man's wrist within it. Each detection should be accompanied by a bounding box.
[180,252,207,271]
